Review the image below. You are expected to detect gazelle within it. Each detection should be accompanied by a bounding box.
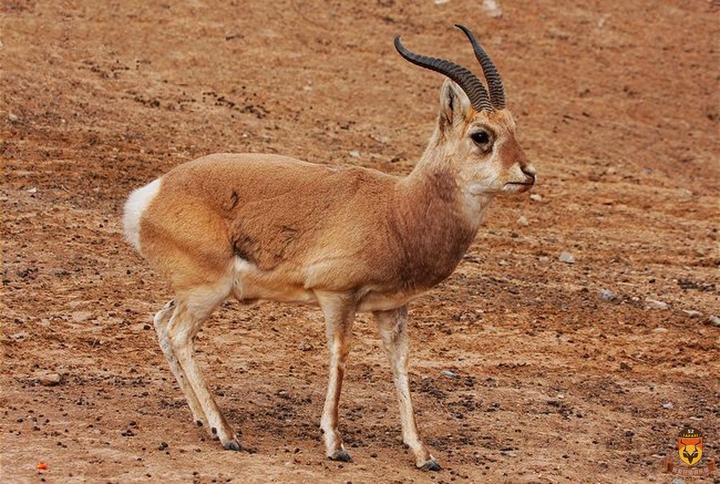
[124,24,535,471]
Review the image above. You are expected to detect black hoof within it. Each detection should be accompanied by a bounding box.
[223,440,242,452]
[329,449,353,462]
[419,459,442,471]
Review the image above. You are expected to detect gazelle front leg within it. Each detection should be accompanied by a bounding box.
[374,306,441,471]
[316,291,356,462]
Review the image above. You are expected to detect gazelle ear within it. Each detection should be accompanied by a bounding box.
[439,78,472,127]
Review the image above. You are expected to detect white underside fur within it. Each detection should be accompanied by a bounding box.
[123,178,161,253]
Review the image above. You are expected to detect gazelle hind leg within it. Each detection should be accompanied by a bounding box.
[374,306,440,471]
[154,299,207,427]
[317,291,356,462]
[166,288,241,451]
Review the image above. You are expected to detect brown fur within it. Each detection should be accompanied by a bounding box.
[127,76,536,469]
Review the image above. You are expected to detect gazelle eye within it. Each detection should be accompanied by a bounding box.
[471,131,490,145]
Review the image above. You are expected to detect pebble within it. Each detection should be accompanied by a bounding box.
[349,150,360,158]
[600,289,616,301]
[709,315,720,327]
[645,299,668,310]
[297,341,313,351]
[558,251,575,264]
[497,259,510,266]
[652,327,668,333]
[516,215,529,226]
[8,113,19,123]
[662,402,674,409]
[529,193,542,202]
[442,370,460,379]
[482,0,503,18]
[37,373,62,386]
[681,309,702,318]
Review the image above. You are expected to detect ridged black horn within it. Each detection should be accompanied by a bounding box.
[455,24,505,109]
[394,36,492,113]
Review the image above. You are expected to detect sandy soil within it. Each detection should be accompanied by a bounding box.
[2,0,719,482]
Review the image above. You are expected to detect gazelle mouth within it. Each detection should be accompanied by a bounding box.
[503,181,534,193]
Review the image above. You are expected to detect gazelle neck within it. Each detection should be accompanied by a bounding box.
[390,139,495,290]
[405,129,496,231]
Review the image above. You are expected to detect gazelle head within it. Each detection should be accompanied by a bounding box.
[396,25,536,197]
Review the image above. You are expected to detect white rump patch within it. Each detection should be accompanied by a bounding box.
[123,178,161,253]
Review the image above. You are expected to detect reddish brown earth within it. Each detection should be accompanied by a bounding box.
[2,1,719,482]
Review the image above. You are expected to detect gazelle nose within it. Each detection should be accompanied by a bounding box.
[521,164,536,177]
[521,164,536,183]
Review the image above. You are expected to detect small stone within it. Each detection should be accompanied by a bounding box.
[645,299,668,310]
[558,251,575,264]
[297,341,313,351]
[652,327,668,333]
[8,113,19,123]
[662,402,674,409]
[516,215,529,227]
[497,259,510,266]
[681,309,702,318]
[71,311,93,322]
[482,0,503,18]
[600,289,616,301]
[442,370,460,379]
[708,315,720,327]
[37,373,62,386]
[619,362,632,371]
[349,150,361,158]
[529,193,542,202]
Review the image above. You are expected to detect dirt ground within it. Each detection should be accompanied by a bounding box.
[2,0,719,482]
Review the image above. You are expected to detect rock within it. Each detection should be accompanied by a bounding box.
[349,150,361,158]
[297,341,313,351]
[529,193,542,202]
[482,0,503,18]
[709,315,720,327]
[434,0,450,4]
[645,299,668,310]
[8,113,19,123]
[619,362,632,371]
[442,370,460,379]
[652,327,668,333]
[71,311,93,322]
[516,215,529,227]
[497,259,510,266]
[558,251,575,264]
[681,309,702,318]
[37,373,62,386]
[600,289,616,301]
[597,14,610,28]
[662,402,674,409]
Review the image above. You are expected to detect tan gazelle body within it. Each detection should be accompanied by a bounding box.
[124,25,536,471]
